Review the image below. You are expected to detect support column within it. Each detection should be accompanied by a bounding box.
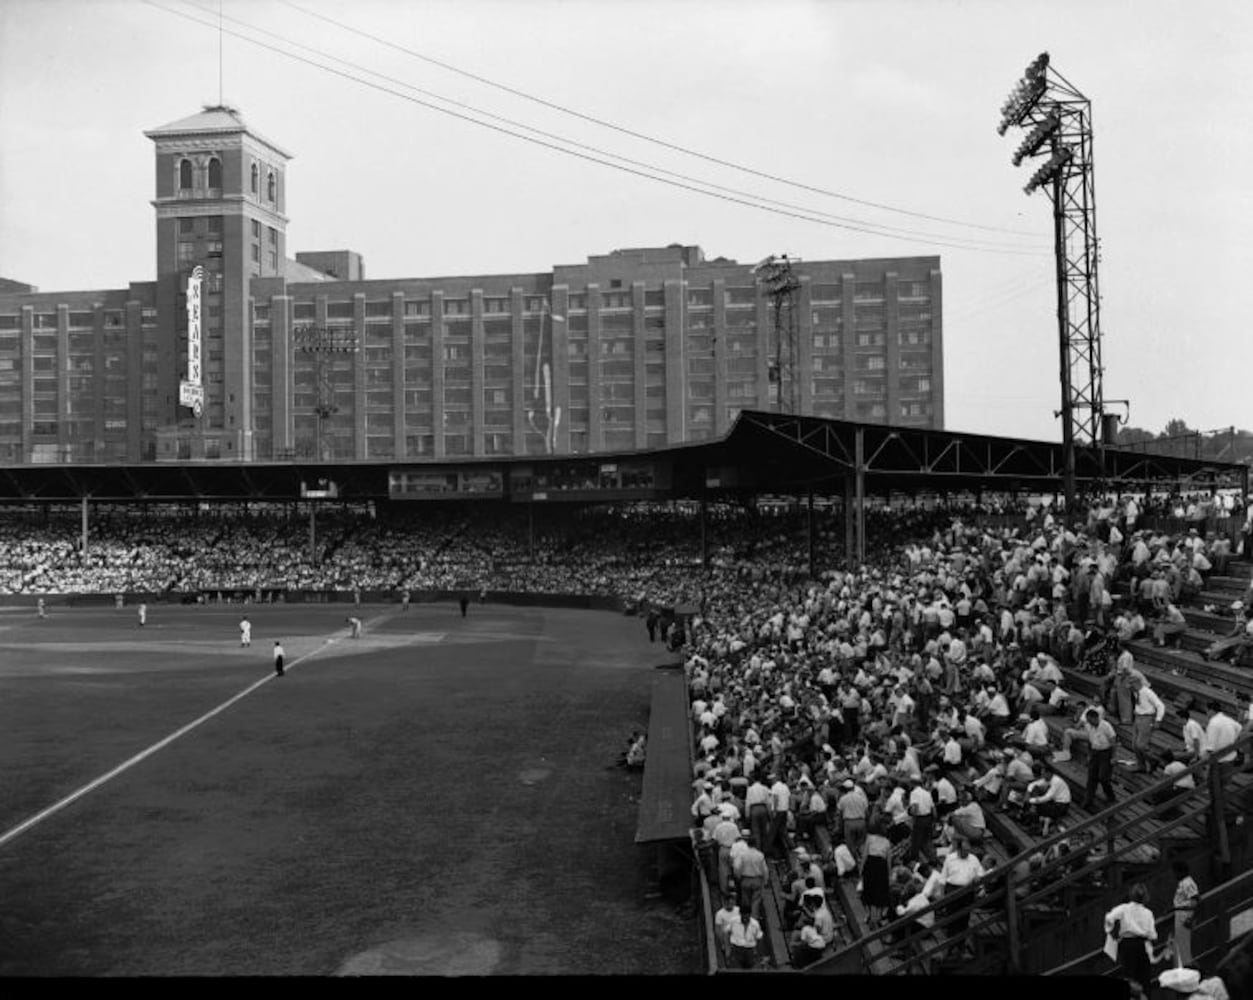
[844,476,854,565]
[309,504,316,563]
[1005,871,1021,974]
[855,427,866,566]
[807,487,815,578]
[700,497,709,572]
[81,496,88,554]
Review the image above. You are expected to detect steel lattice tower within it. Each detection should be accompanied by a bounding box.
[1000,53,1104,507]
[754,254,802,415]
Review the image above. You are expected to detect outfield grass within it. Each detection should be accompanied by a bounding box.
[0,601,698,975]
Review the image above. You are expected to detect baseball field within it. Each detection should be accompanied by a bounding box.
[0,599,699,976]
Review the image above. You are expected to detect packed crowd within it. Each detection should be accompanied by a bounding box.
[686,492,1253,979]
[0,486,1250,986]
[0,497,934,602]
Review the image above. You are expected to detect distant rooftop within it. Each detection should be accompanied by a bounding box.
[144,105,292,158]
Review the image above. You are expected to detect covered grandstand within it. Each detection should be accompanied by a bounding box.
[0,410,1246,568]
[1,411,1251,985]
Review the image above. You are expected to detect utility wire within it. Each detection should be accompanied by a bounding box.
[944,274,1054,322]
[173,0,1047,255]
[281,0,1042,240]
[150,1,1048,257]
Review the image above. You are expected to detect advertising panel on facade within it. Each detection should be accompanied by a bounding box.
[178,265,205,418]
[388,470,459,498]
[458,471,504,495]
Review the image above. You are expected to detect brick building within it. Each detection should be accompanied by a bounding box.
[0,107,944,464]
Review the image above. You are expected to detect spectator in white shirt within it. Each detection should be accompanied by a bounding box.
[1022,706,1051,754]
[1103,883,1159,994]
[946,789,986,846]
[714,897,741,962]
[907,774,937,864]
[933,771,958,819]
[1026,763,1071,834]
[1180,700,1207,762]
[938,839,985,948]
[768,774,792,857]
[1129,677,1166,774]
[1202,700,1242,772]
[725,906,764,969]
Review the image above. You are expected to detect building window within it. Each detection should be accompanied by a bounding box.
[178,242,196,265]
[268,226,277,246]
[267,171,276,201]
[179,218,194,235]
[207,157,222,190]
[484,432,512,455]
[251,244,260,263]
[252,220,261,239]
[268,250,277,271]
[179,159,192,190]
[250,163,258,194]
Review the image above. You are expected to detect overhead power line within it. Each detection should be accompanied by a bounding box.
[178,0,1044,254]
[281,0,1042,240]
[184,0,1046,252]
[146,1,1048,256]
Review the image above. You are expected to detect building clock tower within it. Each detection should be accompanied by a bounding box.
[145,106,290,461]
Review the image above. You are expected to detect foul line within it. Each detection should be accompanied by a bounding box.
[0,614,392,852]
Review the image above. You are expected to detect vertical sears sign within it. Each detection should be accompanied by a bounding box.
[179,265,205,418]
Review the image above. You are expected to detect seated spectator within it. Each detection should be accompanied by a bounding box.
[1153,603,1188,649]
[1025,761,1072,836]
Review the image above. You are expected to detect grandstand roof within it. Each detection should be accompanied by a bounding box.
[0,411,1245,503]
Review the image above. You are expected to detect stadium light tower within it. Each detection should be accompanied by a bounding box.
[753,254,802,415]
[293,325,359,461]
[999,52,1104,510]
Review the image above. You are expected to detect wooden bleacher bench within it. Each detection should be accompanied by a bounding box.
[761,860,795,969]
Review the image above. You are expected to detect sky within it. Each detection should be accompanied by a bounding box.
[1,0,1250,444]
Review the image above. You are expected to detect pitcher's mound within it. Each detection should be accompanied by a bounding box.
[337,933,503,976]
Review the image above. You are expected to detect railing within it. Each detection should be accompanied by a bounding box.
[804,730,1253,976]
[1044,864,1253,977]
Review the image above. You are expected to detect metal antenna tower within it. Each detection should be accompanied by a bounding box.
[999,53,1104,509]
[293,325,358,460]
[754,254,802,415]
